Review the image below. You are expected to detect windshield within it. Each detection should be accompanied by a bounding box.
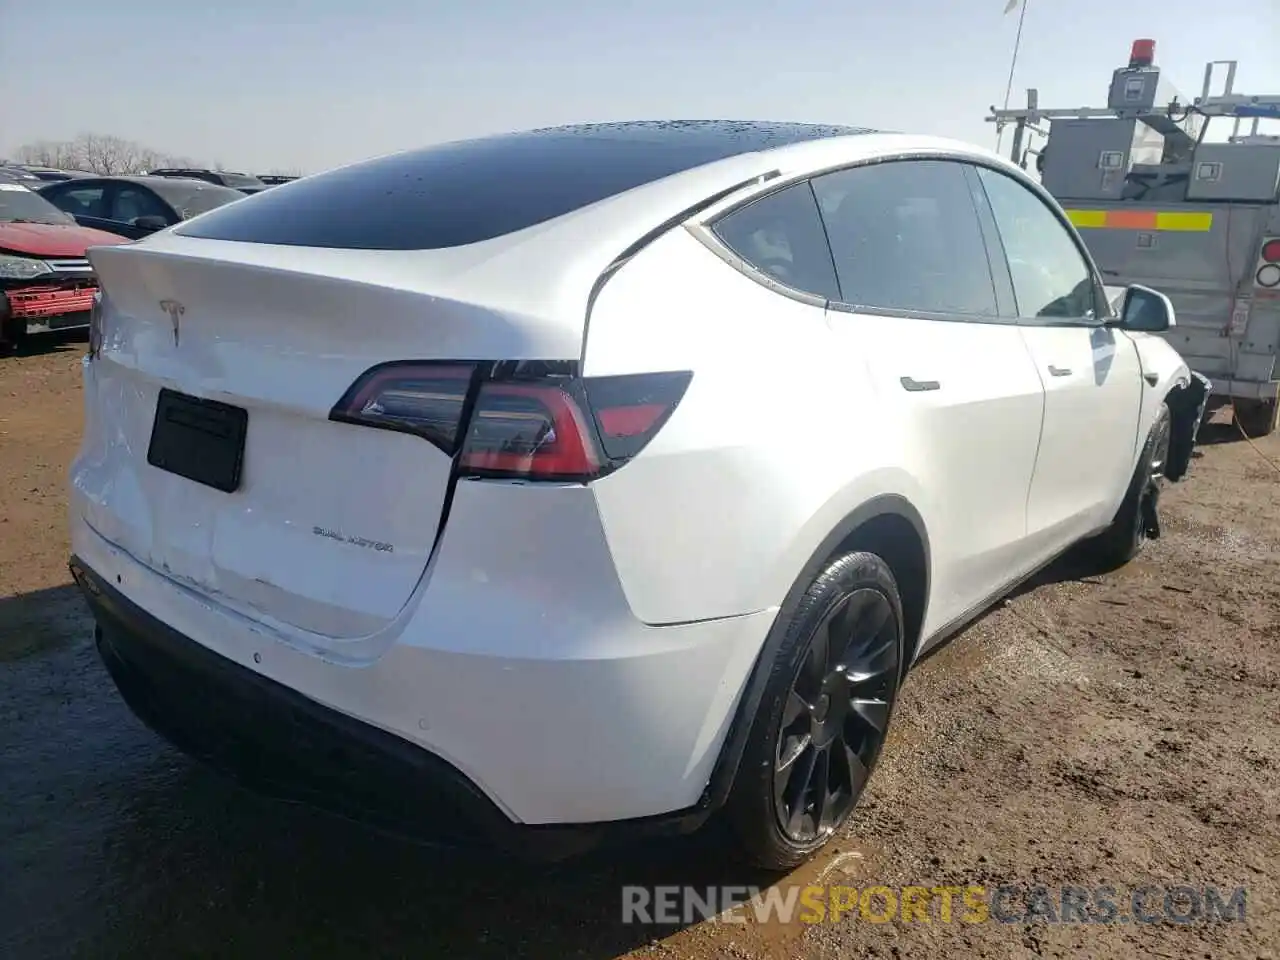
[219,172,266,190]
[157,182,247,218]
[0,183,75,225]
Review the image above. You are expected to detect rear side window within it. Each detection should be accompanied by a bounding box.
[176,128,791,250]
[712,182,841,301]
[812,160,999,317]
[47,184,108,219]
[111,187,170,223]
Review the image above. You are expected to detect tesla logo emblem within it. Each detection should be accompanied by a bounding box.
[159,299,184,346]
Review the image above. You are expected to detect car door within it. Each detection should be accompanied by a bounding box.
[40,180,143,240]
[973,165,1143,553]
[812,159,1046,631]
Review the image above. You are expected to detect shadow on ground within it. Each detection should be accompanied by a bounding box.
[0,583,85,661]
[0,581,780,960]
[1195,419,1250,447]
[1,328,87,361]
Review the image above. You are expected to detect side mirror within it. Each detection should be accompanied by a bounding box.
[131,215,169,232]
[1118,283,1175,333]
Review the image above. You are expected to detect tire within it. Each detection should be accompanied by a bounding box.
[1084,401,1171,571]
[726,551,905,871]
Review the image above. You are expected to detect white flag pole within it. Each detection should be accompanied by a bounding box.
[996,0,1030,155]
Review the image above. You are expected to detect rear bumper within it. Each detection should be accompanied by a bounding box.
[2,284,96,336]
[1,285,94,343]
[20,311,91,335]
[74,556,720,859]
[68,483,776,850]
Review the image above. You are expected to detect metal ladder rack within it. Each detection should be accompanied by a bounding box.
[986,56,1280,167]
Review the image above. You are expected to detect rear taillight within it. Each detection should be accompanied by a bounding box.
[582,371,692,461]
[1257,239,1280,290]
[330,361,476,452]
[331,362,691,482]
[460,376,600,480]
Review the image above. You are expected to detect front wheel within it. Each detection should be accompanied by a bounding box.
[726,551,904,870]
[1083,401,1171,571]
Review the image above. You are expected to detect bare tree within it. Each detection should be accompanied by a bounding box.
[137,147,201,172]
[11,133,209,175]
[79,134,129,174]
[14,140,85,170]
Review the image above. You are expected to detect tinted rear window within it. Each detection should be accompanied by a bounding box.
[712,182,840,301]
[176,121,875,250]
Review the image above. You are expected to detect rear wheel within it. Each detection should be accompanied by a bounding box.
[1084,401,1171,571]
[726,551,904,870]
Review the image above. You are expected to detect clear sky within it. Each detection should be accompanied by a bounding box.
[2,0,1276,174]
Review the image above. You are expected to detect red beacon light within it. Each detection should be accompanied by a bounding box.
[1129,38,1156,68]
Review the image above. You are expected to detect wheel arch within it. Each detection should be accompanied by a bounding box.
[699,493,931,813]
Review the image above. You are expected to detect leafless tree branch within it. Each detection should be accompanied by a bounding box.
[12,133,207,175]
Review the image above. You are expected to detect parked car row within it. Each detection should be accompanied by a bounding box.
[38,175,247,240]
[0,182,129,351]
[0,164,88,183]
[0,166,297,350]
[146,168,272,193]
[2,162,299,190]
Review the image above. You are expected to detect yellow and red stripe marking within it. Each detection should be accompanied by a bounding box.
[1065,209,1214,232]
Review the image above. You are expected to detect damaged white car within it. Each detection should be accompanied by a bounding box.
[68,122,1208,869]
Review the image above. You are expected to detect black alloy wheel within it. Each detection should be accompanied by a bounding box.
[727,551,906,869]
[773,587,900,844]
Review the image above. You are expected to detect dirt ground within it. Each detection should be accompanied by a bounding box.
[2,335,1277,960]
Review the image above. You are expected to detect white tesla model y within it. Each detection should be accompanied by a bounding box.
[69,121,1208,868]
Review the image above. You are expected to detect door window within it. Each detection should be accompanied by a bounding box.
[712,182,841,301]
[111,186,171,224]
[46,185,108,219]
[975,167,1101,320]
[811,160,999,317]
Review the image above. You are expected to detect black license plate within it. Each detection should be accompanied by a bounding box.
[147,389,248,493]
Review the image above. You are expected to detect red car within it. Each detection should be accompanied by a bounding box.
[0,182,129,352]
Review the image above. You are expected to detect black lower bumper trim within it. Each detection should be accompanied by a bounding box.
[68,556,711,861]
